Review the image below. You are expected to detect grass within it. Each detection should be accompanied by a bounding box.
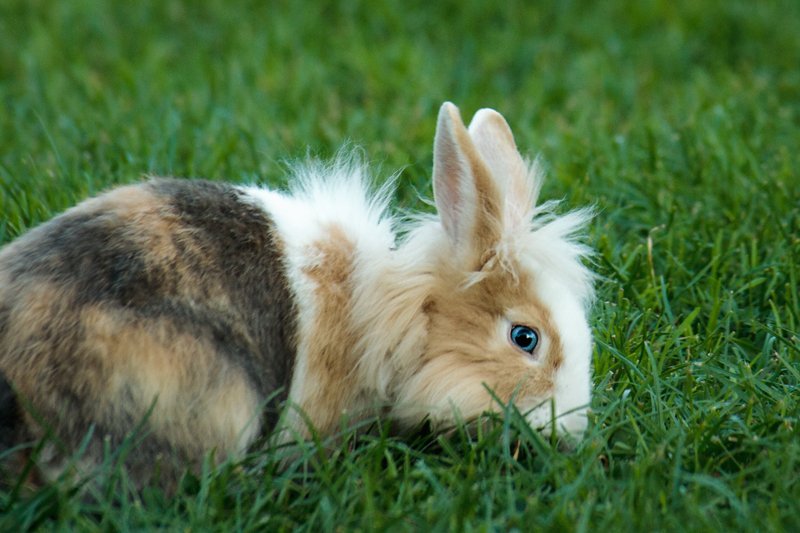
[1,0,799,530]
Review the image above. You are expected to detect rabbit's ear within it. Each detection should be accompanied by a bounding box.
[468,108,536,229]
[433,102,502,266]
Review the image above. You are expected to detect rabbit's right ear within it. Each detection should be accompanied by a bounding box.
[467,108,536,230]
[433,102,503,268]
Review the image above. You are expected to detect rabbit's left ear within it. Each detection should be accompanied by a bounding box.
[468,108,536,230]
[433,102,503,269]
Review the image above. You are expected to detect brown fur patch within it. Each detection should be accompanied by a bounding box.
[0,282,102,412]
[394,258,565,425]
[76,183,162,218]
[81,305,261,458]
[295,224,363,434]
[1,282,260,483]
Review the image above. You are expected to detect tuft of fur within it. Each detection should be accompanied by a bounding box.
[0,102,595,490]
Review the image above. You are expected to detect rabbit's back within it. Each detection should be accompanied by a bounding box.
[0,178,296,487]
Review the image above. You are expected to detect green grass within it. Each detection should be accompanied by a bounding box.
[1,0,799,530]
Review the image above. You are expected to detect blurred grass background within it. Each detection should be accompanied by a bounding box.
[1,0,799,530]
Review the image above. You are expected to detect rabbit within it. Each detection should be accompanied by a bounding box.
[0,102,595,490]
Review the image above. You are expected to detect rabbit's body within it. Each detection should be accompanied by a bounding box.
[0,179,297,485]
[0,103,595,489]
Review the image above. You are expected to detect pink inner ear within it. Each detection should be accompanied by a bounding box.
[433,104,472,245]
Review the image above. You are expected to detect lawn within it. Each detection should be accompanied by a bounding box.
[1,0,799,530]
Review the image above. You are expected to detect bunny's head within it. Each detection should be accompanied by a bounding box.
[389,103,594,438]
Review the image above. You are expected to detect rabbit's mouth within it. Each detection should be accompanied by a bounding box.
[523,399,590,442]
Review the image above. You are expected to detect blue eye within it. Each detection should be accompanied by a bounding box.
[510,325,539,354]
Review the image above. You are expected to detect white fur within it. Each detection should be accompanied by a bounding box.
[527,273,593,437]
